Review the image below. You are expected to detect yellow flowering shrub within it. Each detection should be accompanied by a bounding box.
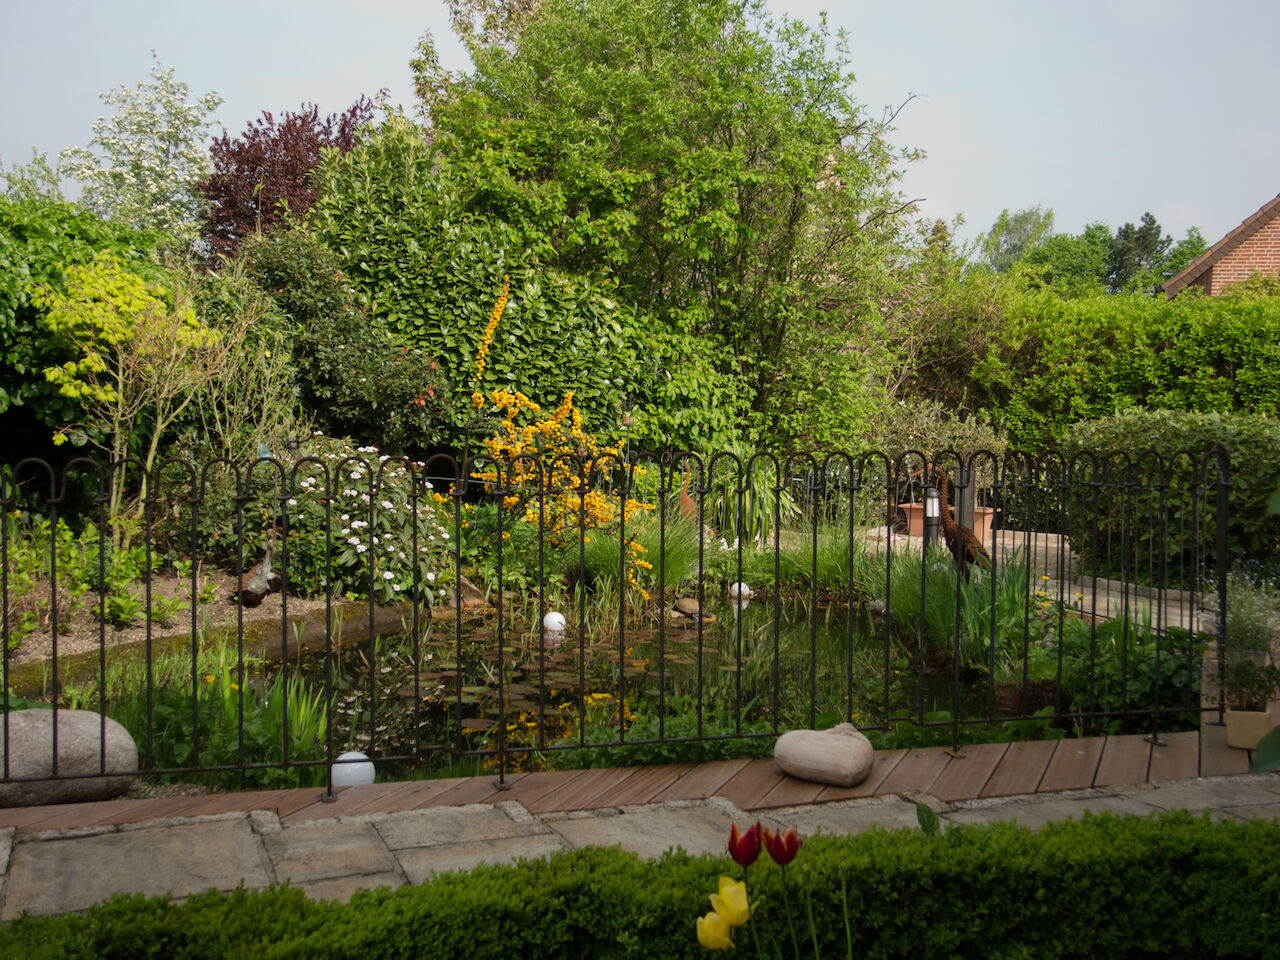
[466,277,653,598]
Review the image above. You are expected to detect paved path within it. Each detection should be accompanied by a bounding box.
[1,727,1276,920]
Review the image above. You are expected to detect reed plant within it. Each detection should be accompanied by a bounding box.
[61,639,328,788]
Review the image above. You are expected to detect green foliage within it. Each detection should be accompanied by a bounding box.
[239,228,451,454]
[419,0,915,450]
[977,206,1054,273]
[1063,408,1280,565]
[307,119,657,448]
[31,254,248,542]
[60,641,328,790]
[1056,617,1206,730]
[867,397,1007,461]
[58,53,222,244]
[971,286,1280,446]
[0,193,159,424]
[5,813,1280,959]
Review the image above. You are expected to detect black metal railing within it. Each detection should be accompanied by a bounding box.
[1,445,1231,796]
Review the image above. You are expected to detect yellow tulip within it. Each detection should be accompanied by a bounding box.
[709,876,752,927]
[696,910,733,950]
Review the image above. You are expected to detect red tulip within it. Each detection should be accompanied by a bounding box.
[762,826,803,866]
[727,820,762,868]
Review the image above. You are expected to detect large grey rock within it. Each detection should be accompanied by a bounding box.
[0,709,137,807]
[774,723,874,787]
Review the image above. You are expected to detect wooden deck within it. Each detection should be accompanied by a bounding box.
[0,726,1254,837]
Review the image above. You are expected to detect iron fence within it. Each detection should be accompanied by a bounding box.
[1,445,1231,798]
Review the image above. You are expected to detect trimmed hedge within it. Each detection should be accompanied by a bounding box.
[3,810,1280,959]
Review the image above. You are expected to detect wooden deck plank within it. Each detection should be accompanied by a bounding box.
[283,782,412,822]
[168,788,295,819]
[816,749,907,802]
[1092,735,1152,788]
[378,776,475,811]
[15,797,149,833]
[94,794,234,825]
[526,767,643,813]
[1148,730,1199,781]
[1038,738,1104,793]
[471,770,585,809]
[876,747,951,796]
[928,743,1009,802]
[716,758,788,811]
[980,739,1057,798]
[1200,722,1251,778]
[422,773,505,808]
[653,758,751,802]
[586,763,694,809]
[753,774,826,810]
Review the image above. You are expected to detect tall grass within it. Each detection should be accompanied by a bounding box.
[61,640,328,788]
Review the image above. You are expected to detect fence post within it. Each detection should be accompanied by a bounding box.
[1214,445,1231,723]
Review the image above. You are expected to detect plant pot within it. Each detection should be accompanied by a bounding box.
[1225,708,1274,750]
[897,504,997,540]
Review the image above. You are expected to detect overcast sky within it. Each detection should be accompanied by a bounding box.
[3,0,1277,248]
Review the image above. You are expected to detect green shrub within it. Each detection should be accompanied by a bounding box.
[4,812,1280,959]
[1062,407,1280,568]
[241,228,452,454]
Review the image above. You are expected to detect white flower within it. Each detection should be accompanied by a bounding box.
[380,500,393,510]
[349,471,363,481]
[287,498,297,507]
[340,514,349,522]
[372,536,379,545]
[382,571,394,581]
[348,536,361,546]
[356,544,367,554]
[426,572,436,582]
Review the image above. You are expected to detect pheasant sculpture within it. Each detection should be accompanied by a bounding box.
[936,471,990,580]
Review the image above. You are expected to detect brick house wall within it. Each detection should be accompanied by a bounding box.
[1204,212,1280,293]
[1164,192,1280,298]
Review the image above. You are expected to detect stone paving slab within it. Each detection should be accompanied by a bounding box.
[943,792,1157,831]
[765,797,923,836]
[544,800,735,859]
[2,816,269,920]
[372,802,546,850]
[1133,777,1280,812]
[396,833,566,883]
[299,871,406,903]
[262,820,402,885]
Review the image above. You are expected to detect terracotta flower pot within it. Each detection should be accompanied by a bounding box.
[1225,708,1274,750]
[898,504,997,540]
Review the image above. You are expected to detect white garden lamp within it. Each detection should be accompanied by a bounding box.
[331,751,376,787]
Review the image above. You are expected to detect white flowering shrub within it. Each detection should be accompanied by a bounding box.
[280,434,453,604]
[58,52,221,243]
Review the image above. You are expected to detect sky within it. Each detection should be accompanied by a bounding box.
[3,0,1278,249]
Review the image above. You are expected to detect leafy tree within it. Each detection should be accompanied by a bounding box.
[32,253,249,542]
[1106,212,1171,292]
[1163,226,1209,279]
[0,194,161,447]
[0,150,64,201]
[58,53,222,244]
[199,98,375,258]
[978,206,1055,273]
[239,227,452,454]
[419,0,916,449]
[1018,222,1112,295]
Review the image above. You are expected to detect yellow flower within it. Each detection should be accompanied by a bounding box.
[709,877,751,927]
[696,910,733,951]
[204,674,215,684]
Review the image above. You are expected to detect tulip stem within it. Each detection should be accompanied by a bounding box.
[841,874,853,960]
[781,869,801,960]
[803,879,820,959]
